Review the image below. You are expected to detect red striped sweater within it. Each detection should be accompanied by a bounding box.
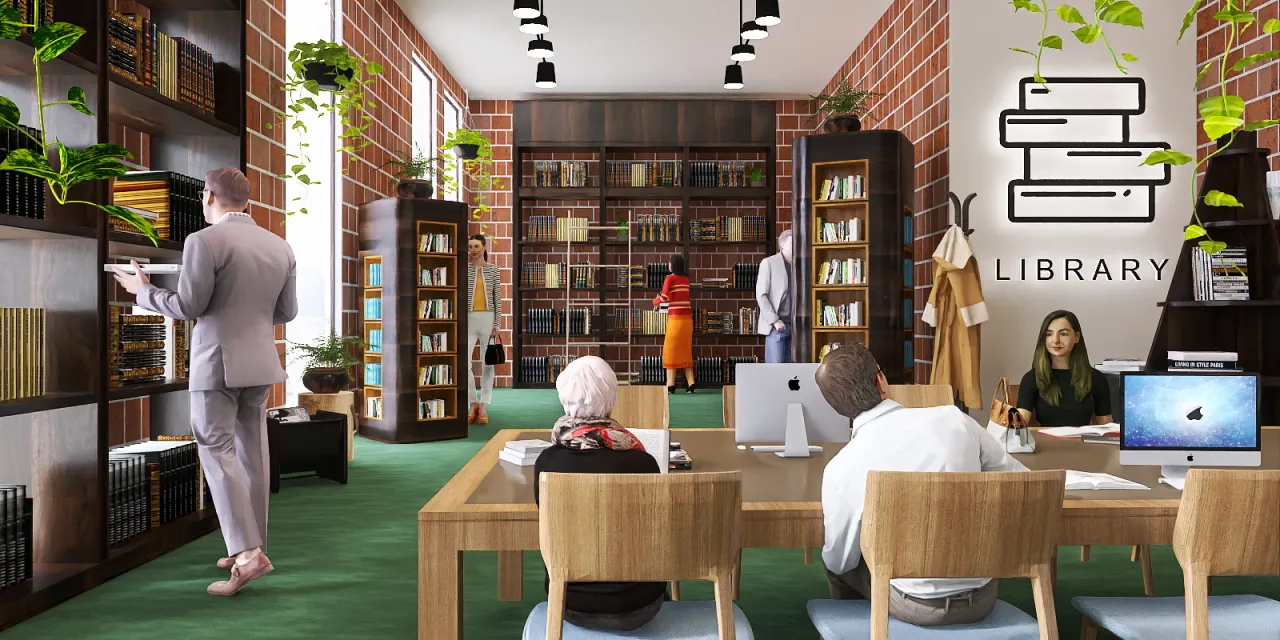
[655,275,692,316]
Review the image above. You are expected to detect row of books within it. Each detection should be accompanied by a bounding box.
[818,343,843,362]
[418,398,447,420]
[419,233,453,254]
[419,299,454,320]
[520,262,599,289]
[364,362,382,387]
[108,440,202,544]
[607,161,682,188]
[420,331,448,353]
[419,266,449,287]
[366,396,382,419]
[641,263,673,289]
[817,216,863,243]
[109,11,216,115]
[0,308,45,402]
[110,171,209,243]
[689,161,759,188]
[418,365,453,387]
[1191,246,1249,301]
[818,258,866,286]
[818,174,866,201]
[0,125,48,220]
[367,262,383,287]
[614,309,668,335]
[108,306,168,388]
[524,308,593,336]
[13,0,54,32]
[499,439,553,466]
[366,328,382,353]
[518,355,578,384]
[732,263,760,290]
[0,485,32,590]
[172,318,190,380]
[696,308,758,335]
[628,214,682,242]
[818,302,864,328]
[364,297,383,320]
[689,216,767,242]
[692,356,759,385]
[526,216,591,242]
[531,161,591,187]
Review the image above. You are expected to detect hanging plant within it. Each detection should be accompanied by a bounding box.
[1009,0,1280,260]
[0,7,158,243]
[270,40,384,215]
[438,129,502,232]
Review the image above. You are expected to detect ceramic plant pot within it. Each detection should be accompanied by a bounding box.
[396,179,434,199]
[821,115,862,133]
[302,367,350,394]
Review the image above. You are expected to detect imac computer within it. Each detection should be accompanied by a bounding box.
[735,363,851,457]
[1119,372,1260,488]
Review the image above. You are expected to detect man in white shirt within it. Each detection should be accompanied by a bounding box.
[816,343,1027,626]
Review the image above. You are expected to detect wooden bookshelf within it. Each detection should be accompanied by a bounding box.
[793,131,914,382]
[0,0,244,630]
[357,197,468,443]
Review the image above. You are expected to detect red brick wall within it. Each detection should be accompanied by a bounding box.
[775,99,817,233]
[1197,0,1279,170]
[469,100,516,385]
[822,0,949,383]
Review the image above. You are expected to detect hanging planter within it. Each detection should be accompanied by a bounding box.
[302,62,354,92]
[438,129,501,233]
[452,143,480,160]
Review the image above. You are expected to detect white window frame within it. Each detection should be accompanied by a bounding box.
[411,56,435,165]
[441,94,463,202]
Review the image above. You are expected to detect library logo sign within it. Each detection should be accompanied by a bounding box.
[998,77,1172,223]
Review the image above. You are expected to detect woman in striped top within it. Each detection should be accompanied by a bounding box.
[467,234,503,424]
[654,254,696,393]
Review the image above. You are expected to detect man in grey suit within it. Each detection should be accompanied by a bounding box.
[756,229,794,363]
[113,167,297,596]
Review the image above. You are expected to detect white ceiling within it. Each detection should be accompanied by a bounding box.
[395,0,894,99]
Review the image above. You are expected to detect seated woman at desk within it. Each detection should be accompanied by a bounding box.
[1016,309,1114,427]
[533,356,666,631]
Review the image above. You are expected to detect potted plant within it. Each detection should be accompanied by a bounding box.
[437,129,503,232]
[444,127,487,160]
[384,145,439,199]
[289,40,358,91]
[289,330,364,394]
[810,80,883,133]
[746,164,766,188]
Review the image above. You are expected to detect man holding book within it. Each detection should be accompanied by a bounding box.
[112,167,297,596]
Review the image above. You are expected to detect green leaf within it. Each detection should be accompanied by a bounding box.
[1122,52,1139,62]
[1099,0,1143,27]
[302,79,320,94]
[1195,60,1215,86]
[1095,0,1113,10]
[1203,115,1244,140]
[1179,0,1204,43]
[365,62,384,75]
[1199,95,1245,119]
[1184,224,1207,240]
[1245,119,1280,131]
[65,86,92,116]
[1141,149,1194,166]
[1266,18,1280,34]
[31,22,85,62]
[0,3,24,39]
[0,148,59,182]
[0,95,19,128]
[291,163,305,174]
[1204,189,1243,207]
[1213,8,1255,24]
[1199,240,1228,255]
[99,204,158,244]
[1074,24,1102,43]
[58,143,132,187]
[1231,49,1280,71]
[1040,35,1064,49]
[1056,4,1086,23]
[1033,73,1047,85]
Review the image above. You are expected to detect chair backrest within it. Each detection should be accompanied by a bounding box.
[613,384,670,430]
[723,385,736,429]
[886,384,954,409]
[1173,469,1280,577]
[539,471,742,582]
[863,470,1065,579]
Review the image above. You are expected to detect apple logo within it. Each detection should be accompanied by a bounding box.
[1187,454,1194,462]
[1187,407,1204,421]
[787,376,800,391]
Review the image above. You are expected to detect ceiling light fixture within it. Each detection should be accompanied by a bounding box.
[528,37,554,58]
[754,0,780,26]
[536,60,557,88]
[731,43,756,62]
[513,0,540,18]
[741,20,767,39]
[519,14,549,34]
[724,63,744,90]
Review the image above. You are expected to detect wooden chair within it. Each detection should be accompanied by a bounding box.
[886,384,954,408]
[807,470,1065,639]
[614,384,670,430]
[722,385,736,429]
[531,471,753,640]
[1074,469,1280,640]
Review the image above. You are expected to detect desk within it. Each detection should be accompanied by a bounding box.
[417,427,1280,639]
[298,391,357,461]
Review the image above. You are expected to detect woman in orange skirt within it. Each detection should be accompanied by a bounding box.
[654,254,696,393]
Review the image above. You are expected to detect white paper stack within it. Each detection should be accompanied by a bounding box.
[1066,470,1149,491]
[498,439,553,467]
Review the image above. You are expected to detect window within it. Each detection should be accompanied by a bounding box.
[411,57,434,161]
[442,96,462,201]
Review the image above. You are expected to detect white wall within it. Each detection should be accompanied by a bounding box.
[951,4,1195,400]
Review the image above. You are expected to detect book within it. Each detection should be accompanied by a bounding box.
[506,439,553,455]
[1168,351,1237,361]
[1039,424,1119,438]
[1065,471,1149,491]
[1095,359,1145,373]
[629,428,671,474]
[0,308,45,402]
[498,449,539,466]
[102,263,182,274]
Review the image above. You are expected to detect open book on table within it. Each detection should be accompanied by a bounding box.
[1039,423,1119,438]
[1065,471,1149,491]
[629,429,671,474]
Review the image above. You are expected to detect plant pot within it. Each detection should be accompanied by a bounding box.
[303,62,353,92]
[749,179,765,188]
[821,115,862,133]
[396,178,434,199]
[453,143,480,160]
[302,367,350,394]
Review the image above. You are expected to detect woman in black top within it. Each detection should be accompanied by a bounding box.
[533,356,666,631]
[1016,310,1114,427]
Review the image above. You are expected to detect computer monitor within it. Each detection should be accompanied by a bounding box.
[1119,372,1260,486]
[735,363,851,457]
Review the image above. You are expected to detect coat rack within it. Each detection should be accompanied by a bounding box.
[948,192,976,236]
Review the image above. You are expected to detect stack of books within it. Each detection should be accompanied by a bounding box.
[417,364,452,386]
[818,174,866,201]
[171,320,190,380]
[532,160,590,187]
[698,278,731,289]
[419,331,447,353]
[629,214,681,242]
[1191,246,1249,301]
[1168,351,1241,372]
[111,171,207,242]
[818,302,863,328]
[1,125,47,219]
[689,161,749,188]
[418,298,454,320]
[418,233,452,253]
[364,297,382,320]
[418,266,447,286]
[108,305,167,388]
[499,439,553,467]
[817,216,862,243]
[366,262,383,287]
[524,308,593,336]
[110,12,216,115]
[607,160,681,187]
[366,328,383,353]
[1095,359,1145,374]
[1,308,45,402]
[696,311,737,335]
[518,355,577,384]
[736,307,759,335]
[417,398,445,419]
[689,216,767,242]
[366,396,383,419]
[107,452,149,545]
[111,439,201,526]
[818,258,865,286]
[364,361,382,386]
[614,309,667,336]
[0,484,32,590]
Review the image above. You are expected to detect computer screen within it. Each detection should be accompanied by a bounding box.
[1121,373,1259,450]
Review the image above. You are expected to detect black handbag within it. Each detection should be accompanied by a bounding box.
[484,337,506,366]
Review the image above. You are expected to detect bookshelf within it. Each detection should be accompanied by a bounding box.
[357,197,469,443]
[0,0,243,629]
[512,100,775,388]
[792,131,914,382]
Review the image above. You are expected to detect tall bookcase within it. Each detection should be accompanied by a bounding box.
[512,100,776,388]
[792,131,914,383]
[357,197,469,443]
[0,0,245,629]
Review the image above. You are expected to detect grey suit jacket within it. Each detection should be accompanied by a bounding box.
[136,214,298,391]
[755,253,791,335]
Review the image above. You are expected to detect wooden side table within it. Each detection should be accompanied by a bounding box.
[298,391,357,461]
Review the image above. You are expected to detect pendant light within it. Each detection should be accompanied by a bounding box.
[513,0,540,18]
[724,63,743,90]
[528,37,554,58]
[730,2,756,61]
[519,14,549,34]
[741,20,767,39]
[754,0,780,26]
[536,60,557,88]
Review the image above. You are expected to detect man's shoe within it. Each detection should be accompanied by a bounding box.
[207,552,273,596]
[216,557,234,570]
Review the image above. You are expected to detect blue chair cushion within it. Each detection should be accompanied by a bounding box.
[1072,594,1280,640]
[806,599,1041,640]
[522,601,755,640]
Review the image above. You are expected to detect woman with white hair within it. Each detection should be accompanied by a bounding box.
[532,356,666,630]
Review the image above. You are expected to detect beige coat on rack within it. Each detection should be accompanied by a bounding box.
[922,225,988,409]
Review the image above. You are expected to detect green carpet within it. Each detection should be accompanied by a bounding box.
[6,389,1278,639]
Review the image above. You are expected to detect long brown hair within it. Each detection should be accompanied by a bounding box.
[1033,309,1092,406]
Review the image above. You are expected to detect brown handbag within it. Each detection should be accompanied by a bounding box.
[987,377,1034,452]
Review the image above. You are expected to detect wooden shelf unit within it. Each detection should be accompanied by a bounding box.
[793,131,914,381]
[357,197,468,443]
[0,0,244,630]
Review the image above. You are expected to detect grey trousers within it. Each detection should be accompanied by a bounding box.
[826,563,998,627]
[191,386,272,557]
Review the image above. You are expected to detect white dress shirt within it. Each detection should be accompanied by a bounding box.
[821,399,1028,599]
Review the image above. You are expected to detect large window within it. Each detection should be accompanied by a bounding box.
[442,95,462,201]
[411,57,434,159]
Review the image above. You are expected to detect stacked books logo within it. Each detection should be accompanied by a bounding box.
[999,77,1171,223]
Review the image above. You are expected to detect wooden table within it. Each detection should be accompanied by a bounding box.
[417,427,1280,639]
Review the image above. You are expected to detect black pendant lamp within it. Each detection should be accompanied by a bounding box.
[528,37,554,58]
[520,14,549,34]
[513,0,540,18]
[536,60,557,88]
[724,63,743,90]
[755,0,780,26]
[731,43,755,62]
[741,20,767,39]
